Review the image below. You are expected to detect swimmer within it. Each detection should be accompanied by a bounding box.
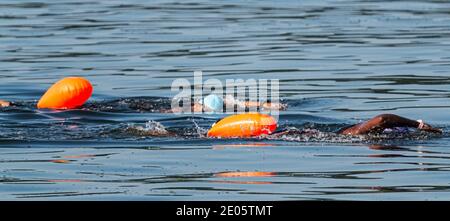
[0,99,10,107]
[171,94,287,113]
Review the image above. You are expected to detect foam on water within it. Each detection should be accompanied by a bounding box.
[124,120,170,137]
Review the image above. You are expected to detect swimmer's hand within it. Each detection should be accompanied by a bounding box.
[419,123,443,134]
[262,102,287,111]
[0,100,10,107]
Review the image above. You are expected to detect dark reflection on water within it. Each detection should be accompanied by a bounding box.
[1,0,450,200]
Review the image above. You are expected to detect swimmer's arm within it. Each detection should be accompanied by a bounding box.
[227,100,287,110]
[340,114,442,135]
[168,102,205,113]
[262,102,287,110]
[239,101,261,108]
[222,99,260,109]
[0,100,10,107]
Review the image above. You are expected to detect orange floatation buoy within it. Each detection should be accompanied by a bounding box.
[207,113,277,138]
[37,77,93,109]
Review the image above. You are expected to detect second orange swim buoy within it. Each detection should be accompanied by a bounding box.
[37,77,93,109]
[207,113,277,138]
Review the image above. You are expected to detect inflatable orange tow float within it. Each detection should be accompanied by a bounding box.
[207,113,277,138]
[37,77,93,109]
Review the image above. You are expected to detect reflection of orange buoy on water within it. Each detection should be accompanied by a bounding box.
[37,77,93,109]
[207,113,277,138]
[215,171,276,178]
[213,171,276,185]
[51,159,71,164]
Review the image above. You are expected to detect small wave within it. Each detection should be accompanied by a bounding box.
[265,127,445,144]
[189,118,209,138]
[123,120,171,137]
[267,128,361,143]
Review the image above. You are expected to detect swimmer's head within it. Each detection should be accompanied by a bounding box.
[201,94,223,112]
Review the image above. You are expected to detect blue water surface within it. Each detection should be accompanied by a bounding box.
[1,0,450,200]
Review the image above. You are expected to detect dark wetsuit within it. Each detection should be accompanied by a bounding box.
[82,97,174,112]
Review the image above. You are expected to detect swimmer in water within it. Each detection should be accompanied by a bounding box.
[274,113,442,137]
[171,94,287,113]
[338,114,442,135]
[1,95,287,115]
[0,99,10,107]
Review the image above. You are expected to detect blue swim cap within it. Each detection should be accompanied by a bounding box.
[202,94,223,111]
